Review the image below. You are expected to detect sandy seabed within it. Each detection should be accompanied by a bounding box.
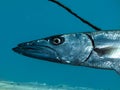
[0,81,104,90]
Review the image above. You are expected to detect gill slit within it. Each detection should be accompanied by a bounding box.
[83,33,95,62]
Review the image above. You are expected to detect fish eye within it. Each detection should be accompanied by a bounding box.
[50,36,65,45]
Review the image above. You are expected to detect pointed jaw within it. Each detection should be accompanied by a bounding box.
[12,41,62,63]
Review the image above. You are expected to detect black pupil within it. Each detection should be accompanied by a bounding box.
[53,38,60,44]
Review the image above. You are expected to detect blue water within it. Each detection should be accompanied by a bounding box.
[0,0,120,90]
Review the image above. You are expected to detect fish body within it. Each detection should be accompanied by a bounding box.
[13,30,120,74]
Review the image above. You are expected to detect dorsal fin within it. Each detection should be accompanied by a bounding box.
[49,0,102,31]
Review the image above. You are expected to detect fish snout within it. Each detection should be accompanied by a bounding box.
[12,39,62,63]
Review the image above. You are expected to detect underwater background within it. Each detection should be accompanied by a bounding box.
[0,0,120,90]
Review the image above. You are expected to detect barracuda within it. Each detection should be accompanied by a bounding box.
[13,31,120,74]
[12,0,120,75]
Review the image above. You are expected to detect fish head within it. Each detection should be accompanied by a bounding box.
[13,33,93,65]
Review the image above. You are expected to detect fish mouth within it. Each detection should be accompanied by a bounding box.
[12,43,62,63]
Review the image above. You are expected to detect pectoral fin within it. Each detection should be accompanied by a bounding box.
[94,47,120,59]
[94,47,113,56]
[94,47,120,75]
